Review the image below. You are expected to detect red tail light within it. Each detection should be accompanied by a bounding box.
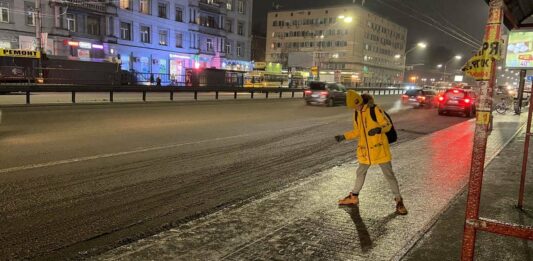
[438,96,444,102]
[464,98,471,104]
[402,95,408,98]
[304,90,312,95]
[417,95,426,101]
[320,91,329,96]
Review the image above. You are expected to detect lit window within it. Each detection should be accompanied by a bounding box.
[120,0,131,9]
[226,0,232,10]
[140,0,151,14]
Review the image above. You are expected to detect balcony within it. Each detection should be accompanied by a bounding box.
[198,1,226,14]
[51,0,116,14]
[199,25,226,37]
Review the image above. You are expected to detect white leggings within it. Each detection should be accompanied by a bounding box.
[352,162,402,199]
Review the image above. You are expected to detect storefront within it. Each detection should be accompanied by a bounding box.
[63,40,107,61]
[223,59,252,72]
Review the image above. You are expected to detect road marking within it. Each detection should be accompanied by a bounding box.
[0,122,332,175]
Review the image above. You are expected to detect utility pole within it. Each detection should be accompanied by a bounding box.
[35,0,43,80]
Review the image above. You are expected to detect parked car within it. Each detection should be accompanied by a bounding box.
[438,88,477,117]
[304,82,347,107]
[401,89,437,108]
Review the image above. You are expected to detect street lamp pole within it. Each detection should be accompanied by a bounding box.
[398,42,427,84]
[440,55,462,82]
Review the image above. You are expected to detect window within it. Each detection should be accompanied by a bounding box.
[140,25,151,43]
[176,32,183,48]
[159,30,168,45]
[140,0,151,14]
[66,14,76,32]
[237,22,244,36]
[225,19,232,32]
[120,22,131,40]
[0,2,8,23]
[237,0,244,14]
[158,2,167,18]
[25,3,35,26]
[120,0,131,9]
[175,6,183,22]
[226,0,232,10]
[107,16,114,36]
[206,39,213,51]
[86,16,100,36]
[237,43,242,57]
[225,42,231,54]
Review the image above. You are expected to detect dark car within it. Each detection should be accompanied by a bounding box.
[304,82,347,106]
[438,88,477,117]
[401,89,437,108]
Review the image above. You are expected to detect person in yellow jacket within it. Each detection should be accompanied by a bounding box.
[334,91,407,215]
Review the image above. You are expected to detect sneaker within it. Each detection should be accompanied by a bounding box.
[338,193,359,206]
[395,197,408,215]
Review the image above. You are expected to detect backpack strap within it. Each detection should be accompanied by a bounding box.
[369,105,377,122]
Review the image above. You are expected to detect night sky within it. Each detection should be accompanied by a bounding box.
[253,0,490,72]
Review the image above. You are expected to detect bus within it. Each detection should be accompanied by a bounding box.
[244,71,289,88]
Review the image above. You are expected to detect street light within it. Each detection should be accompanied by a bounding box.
[441,55,463,82]
[401,41,428,83]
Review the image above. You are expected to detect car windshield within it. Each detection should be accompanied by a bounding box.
[308,82,326,90]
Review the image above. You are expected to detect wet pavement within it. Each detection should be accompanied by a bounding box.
[95,112,526,260]
[404,114,533,261]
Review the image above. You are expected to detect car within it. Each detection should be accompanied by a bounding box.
[304,81,347,107]
[437,88,477,117]
[401,89,437,108]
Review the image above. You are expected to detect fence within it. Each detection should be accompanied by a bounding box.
[0,84,406,105]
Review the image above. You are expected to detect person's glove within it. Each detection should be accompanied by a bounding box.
[334,135,346,142]
[368,127,382,136]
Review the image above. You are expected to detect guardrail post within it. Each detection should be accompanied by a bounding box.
[26,91,30,104]
[266,92,269,99]
[194,91,198,100]
[216,91,219,100]
[251,91,254,99]
[279,91,283,98]
[234,91,237,99]
[170,91,174,101]
[71,91,76,103]
[142,91,146,102]
[292,91,295,98]
[110,91,114,102]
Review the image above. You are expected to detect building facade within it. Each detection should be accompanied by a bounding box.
[0,0,118,61]
[116,0,253,83]
[0,0,253,84]
[266,5,407,86]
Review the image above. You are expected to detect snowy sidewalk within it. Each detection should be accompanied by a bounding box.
[96,113,526,261]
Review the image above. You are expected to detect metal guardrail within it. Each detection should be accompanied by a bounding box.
[0,85,406,105]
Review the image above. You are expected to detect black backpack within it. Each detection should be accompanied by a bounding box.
[355,106,398,144]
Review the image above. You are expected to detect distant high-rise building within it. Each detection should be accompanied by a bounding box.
[266,4,407,86]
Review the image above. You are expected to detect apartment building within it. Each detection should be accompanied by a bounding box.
[116,0,252,81]
[266,4,407,85]
[0,0,117,61]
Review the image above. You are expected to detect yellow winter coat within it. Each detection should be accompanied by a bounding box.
[343,104,393,165]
